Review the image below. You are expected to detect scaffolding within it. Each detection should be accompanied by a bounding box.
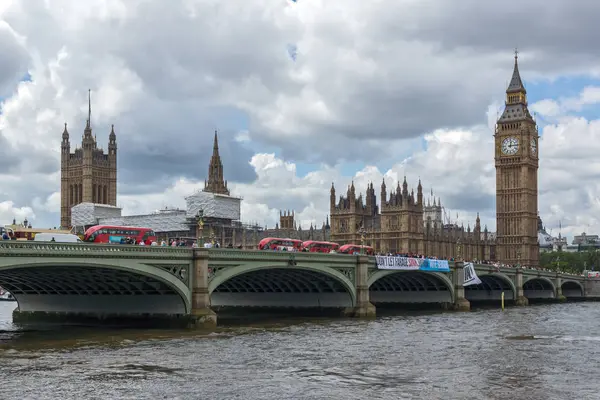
[71,202,122,227]
[185,191,241,220]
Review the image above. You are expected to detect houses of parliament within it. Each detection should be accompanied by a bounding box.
[329,53,540,266]
[59,54,539,266]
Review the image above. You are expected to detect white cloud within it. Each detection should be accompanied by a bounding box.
[1,0,600,244]
[532,86,600,118]
[0,201,34,226]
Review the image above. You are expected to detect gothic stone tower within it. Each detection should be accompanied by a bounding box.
[203,131,230,195]
[280,210,295,229]
[60,90,118,228]
[495,52,539,266]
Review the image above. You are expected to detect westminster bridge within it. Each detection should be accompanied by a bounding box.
[0,241,592,328]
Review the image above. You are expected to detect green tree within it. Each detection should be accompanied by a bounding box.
[584,248,600,271]
[539,251,586,274]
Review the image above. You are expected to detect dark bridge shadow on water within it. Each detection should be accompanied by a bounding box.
[0,324,227,352]
[373,302,449,317]
[214,306,352,326]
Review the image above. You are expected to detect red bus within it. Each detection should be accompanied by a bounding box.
[84,225,157,245]
[338,244,375,256]
[258,237,303,251]
[301,240,340,253]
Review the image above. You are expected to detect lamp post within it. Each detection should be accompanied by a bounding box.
[196,210,204,245]
[358,227,366,255]
[209,228,216,247]
[456,238,463,262]
[516,247,522,269]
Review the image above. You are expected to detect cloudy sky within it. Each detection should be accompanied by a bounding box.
[1,0,599,240]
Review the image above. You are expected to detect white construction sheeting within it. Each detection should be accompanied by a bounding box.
[185,191,241,220]
[99,210,189,233]
[71,202,122,227]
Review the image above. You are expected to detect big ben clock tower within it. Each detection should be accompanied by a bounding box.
[495,51,539,267]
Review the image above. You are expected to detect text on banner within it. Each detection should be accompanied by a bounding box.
[376,256,424,270]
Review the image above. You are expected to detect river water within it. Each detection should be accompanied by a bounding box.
[1,301,599,400]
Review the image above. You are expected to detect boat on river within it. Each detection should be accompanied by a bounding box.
[0,287,15,302]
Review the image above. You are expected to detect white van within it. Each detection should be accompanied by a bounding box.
[34,233,82,243]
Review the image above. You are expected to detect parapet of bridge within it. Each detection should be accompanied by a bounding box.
[0,241,591,328]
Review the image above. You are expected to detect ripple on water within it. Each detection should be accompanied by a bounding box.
[85,363,182,382]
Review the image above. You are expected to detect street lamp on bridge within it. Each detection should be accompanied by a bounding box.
[209,228,216,247]
[516,247,522,269]
[456,238,463,262]
[358,226,366,255]
[196,210,205,245]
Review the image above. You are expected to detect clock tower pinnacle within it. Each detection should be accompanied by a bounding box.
[494,50,539,267]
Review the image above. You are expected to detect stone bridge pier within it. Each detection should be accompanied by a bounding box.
[514,268,529,306]
[189,249,217,329]
[343,255,375,318]
[451,261,470,311]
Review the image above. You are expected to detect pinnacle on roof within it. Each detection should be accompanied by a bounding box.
[507,48,526,94]
[204,129,230,195]
[212,130,219,153]
[62,123,69,140]
[84,89,92,134]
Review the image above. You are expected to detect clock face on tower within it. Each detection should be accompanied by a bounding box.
[530,138,537,155]
[501,137,519,155]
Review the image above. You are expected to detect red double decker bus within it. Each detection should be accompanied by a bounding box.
[301,240,340,253]
[84,225,157,245]
[338,244,375,256]
[258,237,303,251]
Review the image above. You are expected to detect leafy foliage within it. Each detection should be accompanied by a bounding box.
[540,249,600,274]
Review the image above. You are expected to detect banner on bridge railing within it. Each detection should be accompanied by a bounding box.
[463,262,482,286]
[375,256,450,272]
[420,259,450,272]
[375,256,423,270]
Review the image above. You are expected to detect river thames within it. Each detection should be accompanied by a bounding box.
[0,301,599,400]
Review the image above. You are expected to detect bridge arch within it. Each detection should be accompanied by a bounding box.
[562,280,585,298]
[367,270,454,304]
[0,261,191,315]
[523,276,556,299]
[208,264,356,308]
[464,272,516,301]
